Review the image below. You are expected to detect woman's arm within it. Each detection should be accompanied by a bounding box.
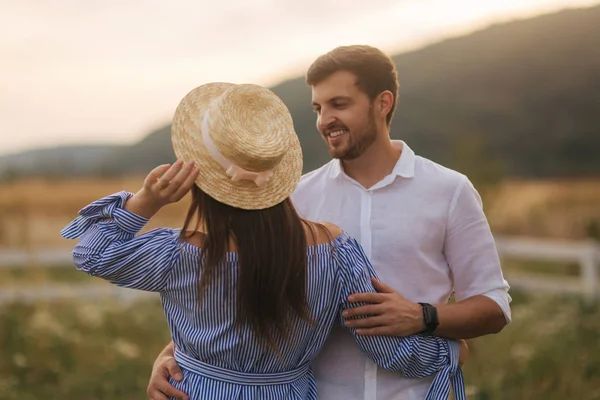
[61,161,199,291]
[334,236,466,400]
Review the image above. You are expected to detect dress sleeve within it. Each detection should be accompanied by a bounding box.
[334,235,466,400]
[60,191,180,292]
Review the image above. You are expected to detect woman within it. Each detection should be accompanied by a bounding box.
[61,83,466,399]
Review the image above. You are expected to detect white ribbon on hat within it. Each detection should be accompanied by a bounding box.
[201,109,274,187]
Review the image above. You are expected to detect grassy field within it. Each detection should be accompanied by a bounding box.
[1,290,599,399]
[461,291,600,399]
[1,177,599,399]
[0,297,169,400]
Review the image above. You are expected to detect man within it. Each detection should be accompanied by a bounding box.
[147,45,511,400]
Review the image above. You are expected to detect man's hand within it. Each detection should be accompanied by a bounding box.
[342,277,425,337]
[126,160,199,219]
[146,343,189,400]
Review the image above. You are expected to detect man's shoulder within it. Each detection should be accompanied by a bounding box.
[295,160,337,193]
[414,154,468,187]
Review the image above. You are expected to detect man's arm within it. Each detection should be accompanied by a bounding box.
[343,177,511,339]
[342,279,507,339]
[435,294,506,339]
[146,342,188,400]
[437,177,511,337]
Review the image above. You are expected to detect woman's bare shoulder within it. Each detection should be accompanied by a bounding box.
[303,220,343,246]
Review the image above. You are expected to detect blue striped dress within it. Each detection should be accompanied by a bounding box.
[61,192,466,400]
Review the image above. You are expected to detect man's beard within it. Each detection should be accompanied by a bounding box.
[330,110,378,160]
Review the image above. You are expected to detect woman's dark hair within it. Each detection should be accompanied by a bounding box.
[181,185,328,352]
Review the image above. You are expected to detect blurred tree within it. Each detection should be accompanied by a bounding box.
[585,219,600,242]
[447,134,505,208]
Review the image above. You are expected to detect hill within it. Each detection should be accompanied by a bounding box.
[2,5,599,181]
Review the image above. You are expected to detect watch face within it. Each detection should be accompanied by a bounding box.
[423,304,438,326]
[419,303,438,333]
[427,309,436,324]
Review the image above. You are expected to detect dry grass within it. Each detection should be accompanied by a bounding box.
[0,177,192,248]
[485,178,600,239]
[0,177,599,249]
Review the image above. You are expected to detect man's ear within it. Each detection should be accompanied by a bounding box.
[378,90,394,118]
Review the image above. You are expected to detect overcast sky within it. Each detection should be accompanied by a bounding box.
[1,0,598,155]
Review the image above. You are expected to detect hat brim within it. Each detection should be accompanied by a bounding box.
[171,82,303,210]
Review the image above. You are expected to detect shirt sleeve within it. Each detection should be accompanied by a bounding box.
[60,191,179,292]
[444,177,512,323]
[334,236,465,400]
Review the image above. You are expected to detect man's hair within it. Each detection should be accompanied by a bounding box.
[306,45,399,125]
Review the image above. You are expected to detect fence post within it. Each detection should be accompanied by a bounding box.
[581,240,599,303]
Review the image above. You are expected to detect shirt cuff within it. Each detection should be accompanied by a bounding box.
[111,206,150,234]
[481,284,512,324]
[61,191,149,239]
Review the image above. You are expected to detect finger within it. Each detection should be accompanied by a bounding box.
[348,292,387,304]
[167,161,195,194]
[166,359,184,382]
[147,387,170,400]
[342,304,382,318]
[148,387,189,400]
[355,326,393,336]
[157,160,184,187]
[150,379,189,400]
[147,379,171,400]
[146,164,171,188]
[173,165,199,200]
[344,316,387,329]
[371,277,396,294]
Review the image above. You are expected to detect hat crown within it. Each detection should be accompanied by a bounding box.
[171,82,303,210]
[205,84,293,172]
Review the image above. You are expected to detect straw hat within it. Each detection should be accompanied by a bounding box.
[171,83,303,210]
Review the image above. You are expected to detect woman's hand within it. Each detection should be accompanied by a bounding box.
[126,161,200,218]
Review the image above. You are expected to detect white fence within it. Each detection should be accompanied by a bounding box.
[494,235,600,302]
[1,236,600,302]
[0,247,72,268]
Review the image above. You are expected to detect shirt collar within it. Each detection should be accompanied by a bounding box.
[328,140,416,180]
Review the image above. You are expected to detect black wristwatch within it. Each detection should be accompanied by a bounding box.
[418,302,439,334]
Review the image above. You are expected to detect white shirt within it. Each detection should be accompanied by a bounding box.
[291,141,511,400]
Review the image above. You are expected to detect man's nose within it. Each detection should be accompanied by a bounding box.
[317,109,336,132]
